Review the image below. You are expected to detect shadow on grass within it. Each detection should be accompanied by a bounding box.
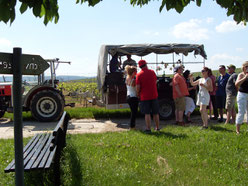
[62,142,83,185]
[141,131,188,139]
[209,125,234,133]
[24,169,54,185]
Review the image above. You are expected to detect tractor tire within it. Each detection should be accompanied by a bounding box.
[30,90,64,122]
[0,110,5,118]
[158,99,175,120]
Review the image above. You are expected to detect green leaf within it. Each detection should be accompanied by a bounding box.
[0,4,11,23]
[175,2,184,13]
[10,9,15,23]
[20,3,28,14]
[196,0,201,7]
[159,0,166,12]
[32,3,41,17]
[40,4,45,17]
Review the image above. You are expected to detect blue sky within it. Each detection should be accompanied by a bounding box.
[0,0,247,76]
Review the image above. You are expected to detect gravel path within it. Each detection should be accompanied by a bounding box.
[0,115,212,139]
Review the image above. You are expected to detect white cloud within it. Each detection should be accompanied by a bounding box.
[206,17,214,23]
[215,20,245,33]
[236,48,244,52]
[172,19,209,41]
[208,53,244,69]
[0,38,11,48]
[143,31,160,37]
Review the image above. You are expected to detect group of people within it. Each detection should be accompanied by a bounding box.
[173,62,248,134]
[119,54,248,134]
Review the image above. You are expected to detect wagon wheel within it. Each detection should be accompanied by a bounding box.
[158,99,175,120]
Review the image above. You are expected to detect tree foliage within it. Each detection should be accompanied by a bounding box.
[0,0,247,25]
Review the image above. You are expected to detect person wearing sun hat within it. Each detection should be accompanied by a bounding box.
[136,60,160,133]
[225,64,238,124]
[172,65,189,126]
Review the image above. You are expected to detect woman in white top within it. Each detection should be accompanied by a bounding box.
[125,65,139,129]
[190,67,213,129]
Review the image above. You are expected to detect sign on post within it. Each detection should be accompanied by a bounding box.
[0,50,49,186]
[0,52,49,75]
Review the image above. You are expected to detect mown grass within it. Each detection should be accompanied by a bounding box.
[3,106,200,121]
[2,107,141,121]
[2,107,134,121]
[1,124,248,185]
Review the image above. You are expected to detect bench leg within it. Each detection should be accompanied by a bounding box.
[54,151,61,186]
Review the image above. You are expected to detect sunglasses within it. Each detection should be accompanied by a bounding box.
[201,70,206,73]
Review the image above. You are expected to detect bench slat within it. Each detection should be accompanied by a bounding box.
[24,133,51,171]
[7,134,46,172]
[45,146,57,169]
[4,134,42,173]
[23,134,41,153]
[31,134,54,170]
[38,143,54,169]
[23,134,47,168]
[23,134,44,159]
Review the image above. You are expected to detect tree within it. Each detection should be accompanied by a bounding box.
[0,0,247,25]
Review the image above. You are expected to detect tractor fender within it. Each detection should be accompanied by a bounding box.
[23,85,64,109]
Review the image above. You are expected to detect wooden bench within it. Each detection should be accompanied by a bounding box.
[4,111,70,185]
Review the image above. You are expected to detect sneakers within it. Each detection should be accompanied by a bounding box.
[210,117,218,120]
[218,118,224,123]
[201,126,208,130]
[185,117,192,123]
[144,129,151,134]
[155,128,160,131]
[178,121,185,126]
[144,128,160,133]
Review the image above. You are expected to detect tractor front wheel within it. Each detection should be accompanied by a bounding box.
[30,90,64,122]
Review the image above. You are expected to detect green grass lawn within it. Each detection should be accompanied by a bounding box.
[1,124,248,185]
[3,107,200,121]
[2,107,143,121]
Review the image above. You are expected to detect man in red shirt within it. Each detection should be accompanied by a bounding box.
[136,60,160,133]
[172,65,189,126]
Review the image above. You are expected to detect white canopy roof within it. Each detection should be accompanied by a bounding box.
[97,44,207,89]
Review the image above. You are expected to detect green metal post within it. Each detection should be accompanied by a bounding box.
[13,48,24,186]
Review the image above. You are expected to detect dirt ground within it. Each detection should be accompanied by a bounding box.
[0,115,219,139]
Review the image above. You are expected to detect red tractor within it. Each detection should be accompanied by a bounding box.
[0,58,72,122]
[0,82,11,118]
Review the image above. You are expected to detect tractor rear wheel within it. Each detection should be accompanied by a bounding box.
[30,90,64,122]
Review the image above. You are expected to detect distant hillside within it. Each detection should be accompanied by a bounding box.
[53,75,95,82]
[0,75,96,82]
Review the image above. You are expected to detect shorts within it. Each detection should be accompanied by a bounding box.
[225,95,236,110]
[216,96,226,109]
[140,99,159,115]
[174,97,186,111]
